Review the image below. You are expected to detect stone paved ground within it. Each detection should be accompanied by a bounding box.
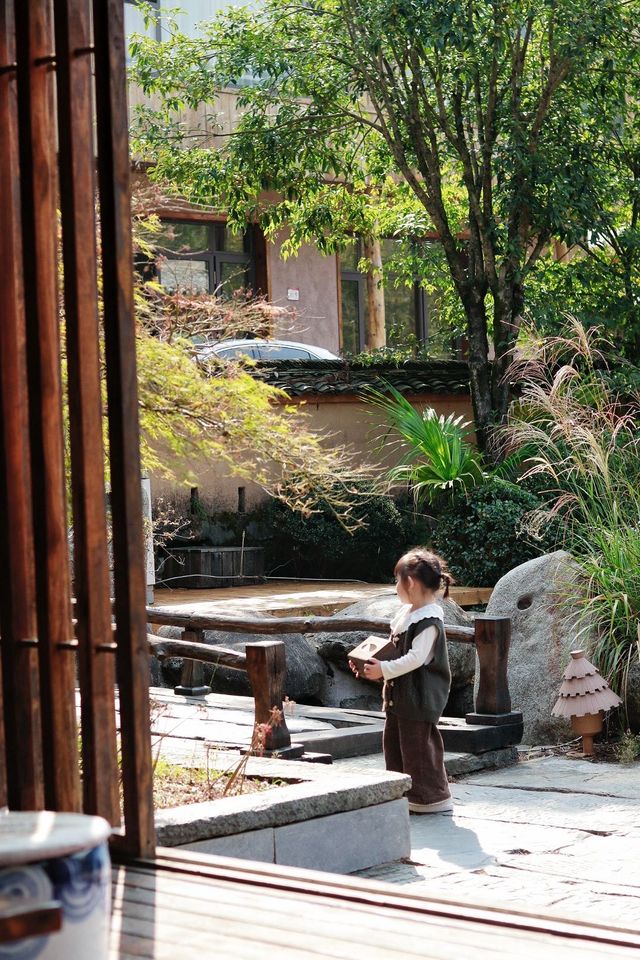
[147,684,640,930]
[342,753,640,929]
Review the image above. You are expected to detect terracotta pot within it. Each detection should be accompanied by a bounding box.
[570,711,603,756]
[570,712,603,735]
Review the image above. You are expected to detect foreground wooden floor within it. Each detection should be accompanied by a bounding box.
[111,852,640,959]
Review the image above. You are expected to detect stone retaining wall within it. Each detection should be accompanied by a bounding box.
[155,763,411,874]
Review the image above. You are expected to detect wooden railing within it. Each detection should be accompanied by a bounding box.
[146,608,520,755]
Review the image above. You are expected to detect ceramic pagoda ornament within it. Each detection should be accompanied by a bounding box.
[552,650,622,756]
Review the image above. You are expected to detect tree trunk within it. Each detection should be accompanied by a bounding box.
[487,280,524,460]
[363,235,386,349]
[462,295,493,454]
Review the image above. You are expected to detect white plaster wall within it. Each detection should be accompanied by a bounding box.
[267,234,341,354]
[149,393,474,510]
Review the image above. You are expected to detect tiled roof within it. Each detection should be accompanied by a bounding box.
[252,358,471,397]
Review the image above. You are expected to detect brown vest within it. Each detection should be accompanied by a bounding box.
[383,616,451,723]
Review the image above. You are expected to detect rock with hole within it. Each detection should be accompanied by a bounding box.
[483,550,591,745]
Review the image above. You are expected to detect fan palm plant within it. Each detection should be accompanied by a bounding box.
[366,382,523,504]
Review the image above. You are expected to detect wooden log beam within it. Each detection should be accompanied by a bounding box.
[15,0,81,813]
[146,609,476,643]
[55,0,120,827]
[147,635,247,672]
[0,0,42,811]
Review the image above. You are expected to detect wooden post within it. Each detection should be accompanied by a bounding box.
[467,615,522,727]
[174,630,211,697]
[363,235,386,350]
[245,641,301,755]
[54,0,120,826]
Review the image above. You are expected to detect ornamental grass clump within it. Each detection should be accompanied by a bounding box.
[505,320,640,709]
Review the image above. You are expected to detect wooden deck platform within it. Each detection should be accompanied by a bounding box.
[111,851,640,959]
[151,581,492,616]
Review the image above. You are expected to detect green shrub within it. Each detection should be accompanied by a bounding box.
[431,482,558,587]
[254,487,430,582]
[616,730,640,764]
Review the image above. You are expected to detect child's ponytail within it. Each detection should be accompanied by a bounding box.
[394,548,454,596]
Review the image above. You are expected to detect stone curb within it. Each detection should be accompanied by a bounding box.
[156,769,410,846]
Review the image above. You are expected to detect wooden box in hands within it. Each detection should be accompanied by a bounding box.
[348,635,396,675]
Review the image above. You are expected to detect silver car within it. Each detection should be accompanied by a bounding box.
[199,338,339,361]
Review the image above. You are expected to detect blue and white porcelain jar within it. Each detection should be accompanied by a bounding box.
[0,811,111,960]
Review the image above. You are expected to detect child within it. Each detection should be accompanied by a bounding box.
[350,548,453,814]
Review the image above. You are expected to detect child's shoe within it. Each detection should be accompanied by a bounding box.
[408,797,453,814]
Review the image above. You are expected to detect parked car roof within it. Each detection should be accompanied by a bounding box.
[198,338,340,362]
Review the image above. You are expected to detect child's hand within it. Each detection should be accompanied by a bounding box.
[348,659,359,677]
[362,658,383,681]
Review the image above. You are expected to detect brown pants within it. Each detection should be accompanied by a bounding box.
[383,713,451,805]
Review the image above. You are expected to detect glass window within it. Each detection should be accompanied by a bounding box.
[385,283,417,347]
[215,343,257,359]
[339,239,368,353]
[380,238,417,346]
[157,222,210,255]
[154,219,254,298]
[218,258,251,296]
[422,289,455,358]
[158,259,210,294]
[340,236,456,356]
[340,241,362,273]
[257,345,312,360]
[215,224,248,254]
[340,278,364,354]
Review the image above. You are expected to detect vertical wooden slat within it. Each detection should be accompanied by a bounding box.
[0,655,6,809]
[14,0,81,812]
[0,0,43,812]
[93,0,155,855]
[54,0,120,825]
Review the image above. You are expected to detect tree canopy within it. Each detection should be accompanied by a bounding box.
[130,0,637,453]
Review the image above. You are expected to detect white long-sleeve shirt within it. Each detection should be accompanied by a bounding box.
[380,602,443,681]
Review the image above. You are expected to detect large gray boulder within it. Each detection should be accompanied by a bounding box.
[310,593,476,714]
[623,662,640,733]
[484,550,588,745]
[155,626,326,702]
